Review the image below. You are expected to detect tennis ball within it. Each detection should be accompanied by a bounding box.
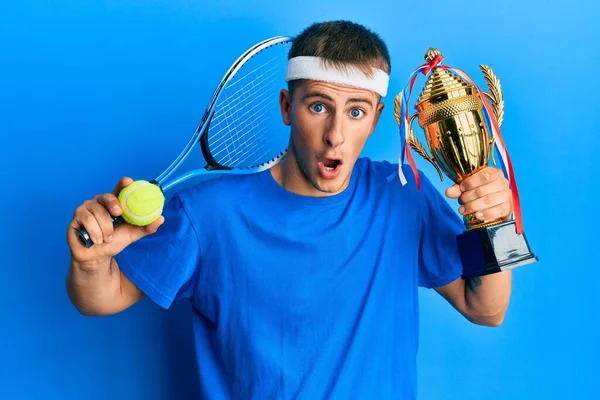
[118,180,165,226]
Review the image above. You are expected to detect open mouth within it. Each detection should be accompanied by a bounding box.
[322,158,341,171]
[318,157,343,180]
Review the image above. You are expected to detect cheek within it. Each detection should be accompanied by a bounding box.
[291,108,324,147]
[347,119,373,147]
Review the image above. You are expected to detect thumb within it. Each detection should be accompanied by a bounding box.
[95,216,165,257]
[127,216,166,243]
[445,184,462,199]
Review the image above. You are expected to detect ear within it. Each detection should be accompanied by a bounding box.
[279,89,292,126]
[369,101,385,137]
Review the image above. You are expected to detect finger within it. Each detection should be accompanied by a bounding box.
[71,203,104,245]
[467,202,513,221]
[142,216,165,234]
[459,191,512,217]
[96,193,122,217]
[92,216,165,255]
[459,178,509,205]
[128,216,165,243]
[112,176,134,196]
[445,184,462,199]
[459,167,503,192]
[87,201,116,242]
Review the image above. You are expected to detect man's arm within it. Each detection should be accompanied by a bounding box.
[440,166,515,326]
[434,270,511,326]
[65,176,163,316]
[66,257,145,316]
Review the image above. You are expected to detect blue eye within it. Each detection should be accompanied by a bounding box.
[311,103,326,113]
[350,108,364,118]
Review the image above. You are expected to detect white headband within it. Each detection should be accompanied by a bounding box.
[285,56,389,97]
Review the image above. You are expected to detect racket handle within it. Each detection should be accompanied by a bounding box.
[76,216,125,248]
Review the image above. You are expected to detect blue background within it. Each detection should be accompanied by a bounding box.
[1,0,598,399]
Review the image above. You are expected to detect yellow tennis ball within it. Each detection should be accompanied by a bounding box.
[118,180,165,226]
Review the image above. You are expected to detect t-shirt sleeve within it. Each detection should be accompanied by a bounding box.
[417,173,465,289]
[114,192,202,309]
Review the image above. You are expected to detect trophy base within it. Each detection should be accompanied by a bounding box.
[456,220,538,279]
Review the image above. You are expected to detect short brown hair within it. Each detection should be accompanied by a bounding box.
[288,20,391,86]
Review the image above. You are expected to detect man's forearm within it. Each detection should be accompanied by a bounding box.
[464,269,512,324]
[66,257,122,316]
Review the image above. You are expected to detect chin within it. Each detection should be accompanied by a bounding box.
[313,170,350,194]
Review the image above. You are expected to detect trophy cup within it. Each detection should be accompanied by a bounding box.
[395,48,538,278]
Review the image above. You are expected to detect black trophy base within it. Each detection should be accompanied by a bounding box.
[456,220,538,279]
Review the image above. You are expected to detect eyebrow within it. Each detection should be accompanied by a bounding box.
[302,91,374,108]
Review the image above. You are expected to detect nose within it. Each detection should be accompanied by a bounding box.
[323,113,345,148]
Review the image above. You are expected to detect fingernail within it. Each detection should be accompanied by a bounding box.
[476,211,484,219]
[96,237,103,244]
[458,206,465,214]
[107,235,113,242]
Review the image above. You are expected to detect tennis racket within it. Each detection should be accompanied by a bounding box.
[77,35,294,247]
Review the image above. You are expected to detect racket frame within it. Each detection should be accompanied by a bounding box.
[76,35,294,248]
[159,35,293,183]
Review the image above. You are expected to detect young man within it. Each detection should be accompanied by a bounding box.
[66,20,513,399]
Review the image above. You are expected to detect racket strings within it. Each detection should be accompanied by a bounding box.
[210,69,277,159]
[234,56,291,166]
[211,79,279,164]
[207,43,291,169]
[211,52,284,121]
[210,58,284,163]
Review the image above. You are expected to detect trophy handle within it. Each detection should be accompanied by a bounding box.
[479,66,503,169]
[488,137,496,166]
[479,65,504,128]
[406,113,445,181]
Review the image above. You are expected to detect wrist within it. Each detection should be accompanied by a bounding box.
[70,256,113,274]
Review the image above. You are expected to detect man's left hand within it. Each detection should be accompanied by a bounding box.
[445,166,513,221]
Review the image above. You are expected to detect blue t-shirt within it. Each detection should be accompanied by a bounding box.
[115,157,464,399]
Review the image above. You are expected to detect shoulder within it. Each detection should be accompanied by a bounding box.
[354,157,432,195]
[168,173,262,213]
[156,173,265,239]
[355,157,397,177]
[354,157,399,190]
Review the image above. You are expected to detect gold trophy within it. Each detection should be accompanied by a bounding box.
[395,48,538,278]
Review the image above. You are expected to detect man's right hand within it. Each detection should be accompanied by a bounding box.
[67,176,165,269]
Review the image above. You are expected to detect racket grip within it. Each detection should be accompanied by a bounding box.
[76,216,125,248]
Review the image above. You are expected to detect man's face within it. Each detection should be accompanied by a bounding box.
[279,80,384,196]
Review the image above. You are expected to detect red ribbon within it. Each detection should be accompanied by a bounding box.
[402,54,445,190]
[481,98,524,234]
[404,72,423,189]
[421,53,444,75]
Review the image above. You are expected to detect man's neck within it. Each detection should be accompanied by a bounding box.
[269,155,351,198]
[269,158,313,197]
